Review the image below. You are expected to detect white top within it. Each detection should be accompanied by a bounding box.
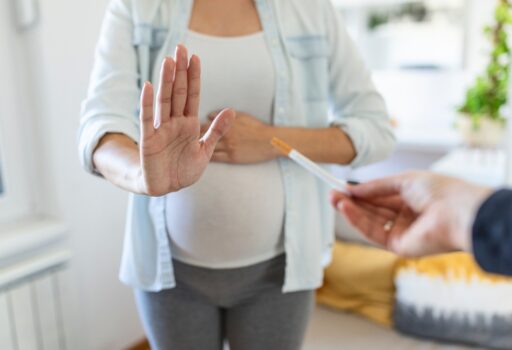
[164,30,285,268]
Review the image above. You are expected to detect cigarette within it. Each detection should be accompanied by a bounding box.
[271,137,348,193]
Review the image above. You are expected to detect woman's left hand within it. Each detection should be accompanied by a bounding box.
[201,111,278,164]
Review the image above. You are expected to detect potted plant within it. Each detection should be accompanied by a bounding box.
[458,0,512,148]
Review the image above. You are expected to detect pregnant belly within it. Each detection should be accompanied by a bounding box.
[165,160,285,268]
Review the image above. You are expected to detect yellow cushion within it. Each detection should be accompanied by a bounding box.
[317,241,399,327]
[397,252,507,282]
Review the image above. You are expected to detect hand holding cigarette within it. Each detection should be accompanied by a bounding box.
[331,172,492,257]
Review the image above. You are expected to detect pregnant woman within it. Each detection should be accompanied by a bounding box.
[79,0,395,349]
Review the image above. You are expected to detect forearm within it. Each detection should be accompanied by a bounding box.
[92,133,144,194]
[269,126,356,165]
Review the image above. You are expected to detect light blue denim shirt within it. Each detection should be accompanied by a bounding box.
[79,0,395,292]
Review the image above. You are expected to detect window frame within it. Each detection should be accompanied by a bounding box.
[0,1,35,224]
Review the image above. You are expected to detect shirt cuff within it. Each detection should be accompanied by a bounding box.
[472,189,512,276]
[330,117,395,168]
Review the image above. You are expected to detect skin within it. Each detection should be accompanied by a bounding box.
[92,45,236,196]
[189,0,263,36]
[330,172,493,257]
[201,112,357,164]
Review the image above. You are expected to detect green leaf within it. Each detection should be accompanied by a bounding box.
[459,0,511,122]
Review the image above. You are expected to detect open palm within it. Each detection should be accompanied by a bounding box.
[139,45,235,196]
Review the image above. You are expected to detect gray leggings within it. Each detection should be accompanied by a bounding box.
[134,255,314,350]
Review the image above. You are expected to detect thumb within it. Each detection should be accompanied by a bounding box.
[201,108,236,156]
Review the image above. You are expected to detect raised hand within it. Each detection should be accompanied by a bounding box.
[139,45,235,196]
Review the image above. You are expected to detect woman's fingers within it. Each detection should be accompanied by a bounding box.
[185,55,201,116]
[171,45,189,116]
[156,57,175,127]
[201,124,227,153]
[201,108,236,157]
[139,81,155,140]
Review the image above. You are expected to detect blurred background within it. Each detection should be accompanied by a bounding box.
[0,0,510,349]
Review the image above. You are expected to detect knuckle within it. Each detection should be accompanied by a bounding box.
[187,91,200,99]
[174,87,187,96]
[141,100,154,110]
[189,74,201,82]
[158,95,172,104]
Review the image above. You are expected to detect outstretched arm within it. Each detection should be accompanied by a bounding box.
[92,46,235,196]
[331,172,492,257]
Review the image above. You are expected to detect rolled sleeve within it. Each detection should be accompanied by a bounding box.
[324,0,396,167]
[78,0,141,175]
[78,115,139,175]
[333,116,395,167]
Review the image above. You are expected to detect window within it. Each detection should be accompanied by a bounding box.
[0,0,34,224]
[0,153,4,196]
[336,0,467,71]
[334,0,475,135]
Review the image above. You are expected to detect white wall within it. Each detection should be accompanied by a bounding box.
[465,0,496,74]
[20,1,145,349]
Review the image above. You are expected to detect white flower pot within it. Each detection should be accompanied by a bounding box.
[457,114,506,148]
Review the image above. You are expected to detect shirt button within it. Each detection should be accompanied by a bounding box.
[278,107,285,114]
[272,39,278,47]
